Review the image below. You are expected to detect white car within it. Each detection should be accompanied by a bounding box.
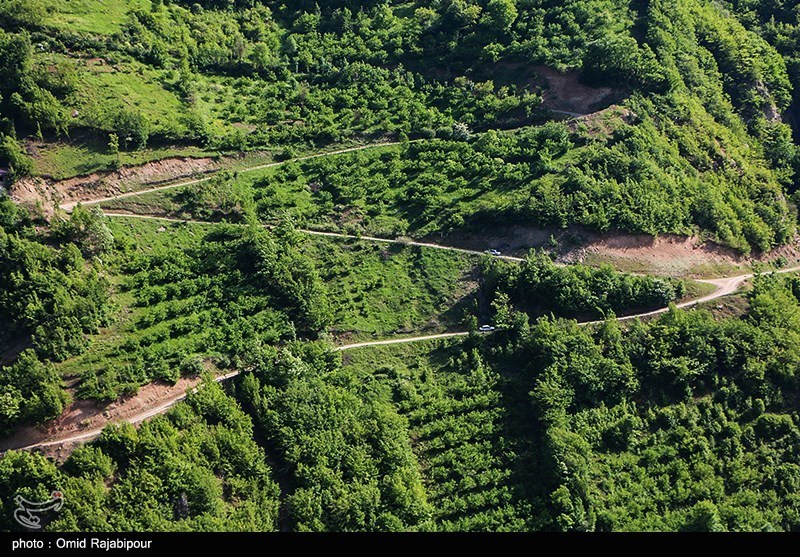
[483,249,502,256]
[479,325,495,332]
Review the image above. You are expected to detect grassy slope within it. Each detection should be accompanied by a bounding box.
[97,135,584,238]
[683,280,718,300]
[43,0,151,35]
[305,235,479,341]
[57,217,479,389]
[31,136,214,180]
[96,143,402,214]
[29,1,410,180]
[55,218,206,382]
[31,1,230,178]
[74,58,188,132]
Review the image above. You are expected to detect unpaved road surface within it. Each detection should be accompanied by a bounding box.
[334,332,471,350]
[550,109,586,118]
[60,142,403,211]
[6,142,797,455]
[1,371,239,455]
[101,212,525,262]
[7,262,798,454]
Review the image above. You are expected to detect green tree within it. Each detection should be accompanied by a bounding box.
[113,110,149,150]
[491,290,513,329]
[483,0,517,31]
[0,350,69,431]
[57,205,115,257]
[0,134,31,181]
[108,133,120,169]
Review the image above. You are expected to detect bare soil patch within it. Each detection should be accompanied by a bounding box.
[489,62,624,115]
[0,375,202,461]
[533,65,624,114]
[11,157,220,215]
[427,225,800,278]
[566,105,637,135]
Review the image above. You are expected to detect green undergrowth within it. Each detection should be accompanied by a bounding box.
[303,235,479,341]
[56,216,480,399]
[30,136,214,180]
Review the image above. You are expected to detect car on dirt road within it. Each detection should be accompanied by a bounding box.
[479,325,495,332]
[483,249,502,256]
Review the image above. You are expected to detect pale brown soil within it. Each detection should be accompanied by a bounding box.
[11,157,220,215]
[566,105,637,134]
[533,65,624,114]
[85,57,113,72]
[490,62,624,116]
[15,142,403,217]
[428,225,800,278]
[566,232,747,277]
[572,233,800,278]
[0,375,202,461]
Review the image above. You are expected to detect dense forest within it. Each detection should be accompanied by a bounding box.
[726,1,800,125]
[0,379,281,530]
[2,0,800,533]
[4,274,800,530]
[0,198,112,434]
[481,249,685,320]
[0,0,797,250]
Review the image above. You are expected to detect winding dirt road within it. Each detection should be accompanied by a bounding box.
[7,257,796,454]
[3,371,240,453]
[549,109,587,118]
[59,141,404,212]
[100,212,525,262]
[335,332,471,350]
[7,144,797,455]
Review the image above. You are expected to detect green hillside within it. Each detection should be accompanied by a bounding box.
[0,0,797,251]
[2,0,800,534]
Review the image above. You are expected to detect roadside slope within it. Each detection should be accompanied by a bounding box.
[58,142,403,212]
[7,263,800,455]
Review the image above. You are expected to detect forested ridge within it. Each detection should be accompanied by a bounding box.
[0,198,113,434]
[5,273,800,530]
[2,0,800,533]
[0,0,797,250]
